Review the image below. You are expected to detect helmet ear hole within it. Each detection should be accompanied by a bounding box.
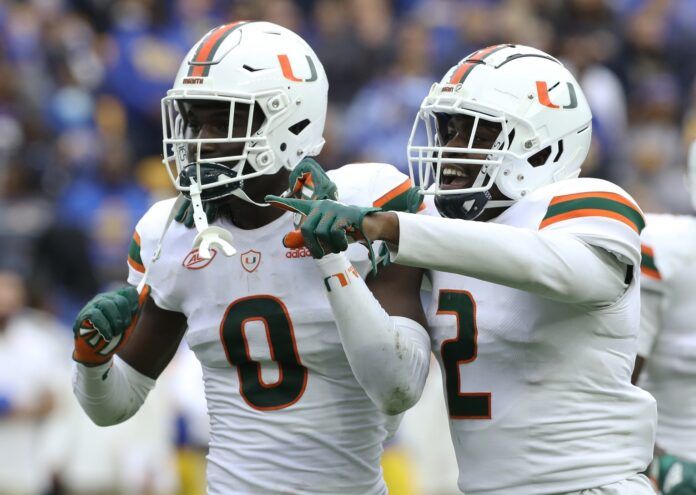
[528,146,552,167]
[288,119,310,135]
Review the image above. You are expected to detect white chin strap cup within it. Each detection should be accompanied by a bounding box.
[193,226,236,259]
[188,178,237,259]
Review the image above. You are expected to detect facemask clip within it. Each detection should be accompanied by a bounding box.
[188,178,237,259]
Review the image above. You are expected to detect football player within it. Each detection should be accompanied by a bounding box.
[71,21,430,495]
[268,45,657,494]
[633,140,696,495]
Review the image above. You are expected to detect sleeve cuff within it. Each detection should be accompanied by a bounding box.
[388,211,421,264]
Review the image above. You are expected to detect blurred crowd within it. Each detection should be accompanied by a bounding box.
[2,0,696,493]
[3,0,696,318]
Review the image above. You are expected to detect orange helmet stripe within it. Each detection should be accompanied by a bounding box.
[188,21,247,77]
[449,44,507,84]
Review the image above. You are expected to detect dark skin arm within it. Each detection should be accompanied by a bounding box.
[367,262,428,329]
[632,354,665,463]
[633,289,662,385]
[631,355,645,385]
[362,211,401,245]
[117,295,188,379]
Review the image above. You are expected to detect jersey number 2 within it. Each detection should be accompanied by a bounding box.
[220,295,307,411]
[437,290,491,419]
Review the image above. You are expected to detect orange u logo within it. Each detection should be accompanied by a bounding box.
[536,81,577,109]
[278,54,318,82]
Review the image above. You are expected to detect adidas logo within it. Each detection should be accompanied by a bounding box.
[285,247,312,259]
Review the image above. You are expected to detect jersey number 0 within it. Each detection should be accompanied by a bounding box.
[438,290,492,419]
[220,295,308,411]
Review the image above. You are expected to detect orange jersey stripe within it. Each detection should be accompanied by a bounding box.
[133,231,141,247]
[549,191,639,210]
[128,256,145,273]
[641,244,655,257]
[539,208,641,233]
[640,266,662,280]
[373,178,413,208]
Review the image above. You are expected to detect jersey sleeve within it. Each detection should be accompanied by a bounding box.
[126,198,181,311]
[535,178,645,267]
[328,162,424,211]
[639,221,665,294]
[329,163,424,277]
[126,230,146,286]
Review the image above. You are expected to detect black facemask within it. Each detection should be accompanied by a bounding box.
[434,190,492,221]
[178,162,244,202]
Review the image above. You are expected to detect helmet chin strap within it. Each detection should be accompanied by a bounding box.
[230,187,270,208]
[472,163,515,210]
[486,199,515,208]
[188,178,237,259]
[462,168,489,212]
[438,165,514,220]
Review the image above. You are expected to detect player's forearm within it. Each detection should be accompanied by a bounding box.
[387,212,627,305]
[316,254,430,415]
[72,355,155,426]
[637,288,663,358]
[633,288,663,384]
[363,211,400,245]
[631,356,646,385]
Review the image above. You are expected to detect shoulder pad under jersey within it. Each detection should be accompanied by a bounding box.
[531,177,645,267]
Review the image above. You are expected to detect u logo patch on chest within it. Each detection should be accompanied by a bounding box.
[241,249,261,273]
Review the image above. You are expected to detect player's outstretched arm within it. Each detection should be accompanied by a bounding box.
[265,198,627,306]
[374,212,629,306]
[266,194,430,415]
[72,288,187,426]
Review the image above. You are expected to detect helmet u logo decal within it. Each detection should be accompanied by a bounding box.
[278,54,318,82]
[536,81,578,109]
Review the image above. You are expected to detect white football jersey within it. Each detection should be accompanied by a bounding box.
[421,178,656,495]
[127,163,414,495]
[639,213,696,462]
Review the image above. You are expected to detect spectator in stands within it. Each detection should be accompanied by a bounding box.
[0,269,69,495]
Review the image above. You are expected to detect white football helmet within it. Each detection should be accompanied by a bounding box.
[689,140,696,210]
[407,44,592,220]
[161,21,328,203]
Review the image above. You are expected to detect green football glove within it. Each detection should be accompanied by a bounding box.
[73,286,147,366]
[651,454,696,495]
[265,195,381,273]
[174,198,224,228]
[280,157,342,252]
[288,157,338,201]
